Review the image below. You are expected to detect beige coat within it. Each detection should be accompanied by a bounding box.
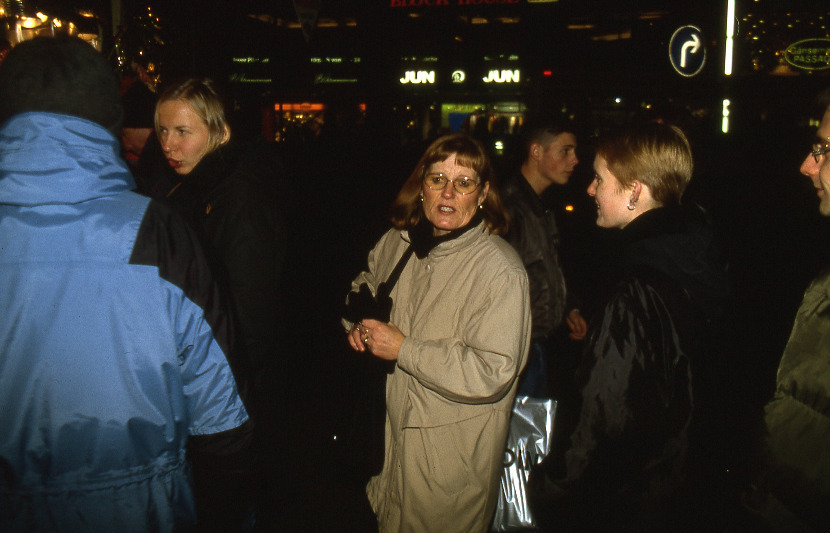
[346,222,531,533]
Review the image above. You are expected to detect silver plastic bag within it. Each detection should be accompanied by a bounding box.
[490,396,556,532]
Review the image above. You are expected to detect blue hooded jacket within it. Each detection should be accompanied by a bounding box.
[0,112,249,532]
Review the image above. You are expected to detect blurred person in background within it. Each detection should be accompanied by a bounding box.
[500,113,587,400]
[115,9,178,200]
[0,36,252,532]
[121,76,177,199]
[530,122,728,531]
[343,133,531,532]
[0,39,10,64]
[757,87,830,531]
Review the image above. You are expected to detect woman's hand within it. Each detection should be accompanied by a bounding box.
[348,318,404,361]
[348,322,369,352]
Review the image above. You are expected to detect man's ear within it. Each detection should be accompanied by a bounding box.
[530,142,542,160]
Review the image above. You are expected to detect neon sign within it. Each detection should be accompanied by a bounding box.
[400,70,436,84]
[784,39,830,71]
[482,69,520,83]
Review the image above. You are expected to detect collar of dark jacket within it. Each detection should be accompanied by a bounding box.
[507,173,547,217]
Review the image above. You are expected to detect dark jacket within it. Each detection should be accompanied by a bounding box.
[530,205,729,531]
[502,174,568,341]
[165,138,287,395]
[763,267,830,530]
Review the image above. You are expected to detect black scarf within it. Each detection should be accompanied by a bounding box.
[409,211,483,259]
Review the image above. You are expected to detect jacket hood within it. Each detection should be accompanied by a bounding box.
[0,112,134,207]
[622,204,729,320]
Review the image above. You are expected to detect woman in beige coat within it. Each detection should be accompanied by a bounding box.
[344,133,532,533]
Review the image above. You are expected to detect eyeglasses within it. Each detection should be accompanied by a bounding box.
[423,173,481,195]
[812,143,830,164]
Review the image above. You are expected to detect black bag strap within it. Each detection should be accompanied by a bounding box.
[377,246,413,300]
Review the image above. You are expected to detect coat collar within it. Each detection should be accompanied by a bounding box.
[505,173,547,216]
[0,112,133,207]
[403,218,488,260]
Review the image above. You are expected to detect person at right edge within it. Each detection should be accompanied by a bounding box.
[528,121,728,531]
[343,132,531,532]
[500,114,587,400]
[756,87,830,531]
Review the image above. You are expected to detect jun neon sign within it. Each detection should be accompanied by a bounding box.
[482,69,520,83]
[400,70,436,84]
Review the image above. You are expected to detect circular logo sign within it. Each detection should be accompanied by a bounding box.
[669,25,706,77]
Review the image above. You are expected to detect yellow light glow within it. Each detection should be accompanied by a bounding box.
[725,0,735,76]
[721,99,731,134]
[20,17,41,29]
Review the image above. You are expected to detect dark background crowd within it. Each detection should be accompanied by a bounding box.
[257,94,830,530]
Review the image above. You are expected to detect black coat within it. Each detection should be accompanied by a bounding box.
[165,138,287,395]
[530,205,729,531]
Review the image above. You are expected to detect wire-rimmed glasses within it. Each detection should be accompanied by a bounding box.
[423,173,481,195]
[812,143,830,164]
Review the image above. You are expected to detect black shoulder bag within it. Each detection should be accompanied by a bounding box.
[336,246,413,482]
[343,245,414,327]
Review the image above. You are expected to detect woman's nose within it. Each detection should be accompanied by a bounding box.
[442,182,456,198]
[587,180,597,196]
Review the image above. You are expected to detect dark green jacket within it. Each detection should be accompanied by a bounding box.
[764,268,830,529]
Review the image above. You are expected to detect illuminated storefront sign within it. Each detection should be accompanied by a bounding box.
[314,74,358,84]
[451,70,466,83]
[400,70,436,84]
[229,74,273,83]
[233,56,270,64]
[482,69,520,83]
[230,56,273,84]
[784,39,830,71]
[390,0,519,6]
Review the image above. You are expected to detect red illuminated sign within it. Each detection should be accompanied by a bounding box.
[390,0,519,6]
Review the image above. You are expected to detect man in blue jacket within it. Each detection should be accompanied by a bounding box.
[0,36,254,531]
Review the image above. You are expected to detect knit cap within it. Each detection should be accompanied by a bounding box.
[0,35,123,135]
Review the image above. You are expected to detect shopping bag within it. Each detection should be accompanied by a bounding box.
[490,396,556,532]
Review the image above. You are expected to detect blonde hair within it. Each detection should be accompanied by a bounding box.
[596,122,693,206]
[154,77,230,154]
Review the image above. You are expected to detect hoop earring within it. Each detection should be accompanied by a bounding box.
[627,199,636,211]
